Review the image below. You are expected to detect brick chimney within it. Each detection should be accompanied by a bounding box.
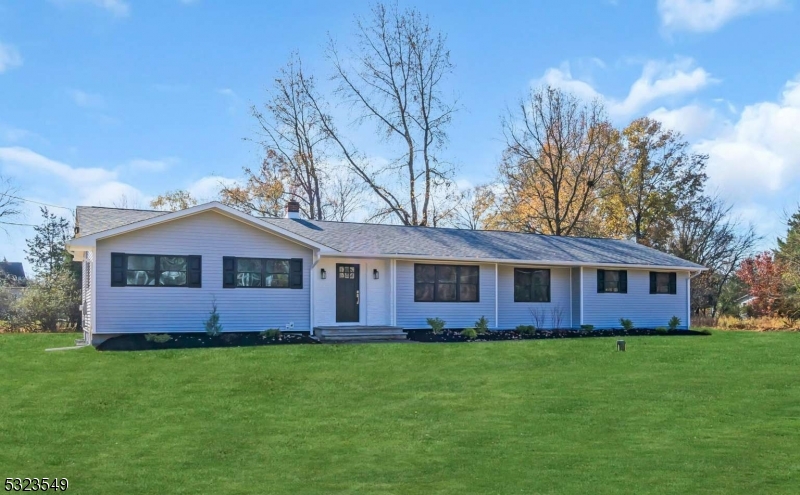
[286,200,301,219]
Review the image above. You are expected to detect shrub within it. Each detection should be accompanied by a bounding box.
[474,316,490,335]
[620,318,634,331]
[668,316,681,331]
[426,317,446,334]
[655,327,668,334]
[203,299,223,336]
[144,333,172,343]
[515,324,536,336]
[6,269,81,332]
[261,328,282,339]
[580,324,594,331]
[461,328,478,340]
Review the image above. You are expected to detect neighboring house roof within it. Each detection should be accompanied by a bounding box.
[71,202,705,270]
[0,261,26,280]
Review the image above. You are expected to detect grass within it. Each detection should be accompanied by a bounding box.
[1,331,799,494]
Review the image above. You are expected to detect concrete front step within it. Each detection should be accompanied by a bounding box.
[314,326,407,343]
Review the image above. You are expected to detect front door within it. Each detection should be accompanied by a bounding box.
[336,264,360,323]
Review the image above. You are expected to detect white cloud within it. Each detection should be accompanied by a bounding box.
[49,0,130,17]
[534,58,715,119]
[0,42,22,73]
[658,0,783,32]
[68,89,105,108]
[0,146,116,186]
[648,104,719,139]
[187,175,239,202]
[124,158,178,173]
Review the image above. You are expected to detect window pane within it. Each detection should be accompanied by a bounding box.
[265,273,289,288]
[437,283,457,301]
[415,264,436,283]
[437,266,457,283]
[514,284,531,302]
[656,273,670,293]
[160,256,186,271]
[159,271,187,286]
[459,266,479,284]
[127,270,155,286]
[532,269,549,288]
[266,259,290,274]
[127,255,155,271]
[415,283,434,301]
[459,283,478,302]
[237,272,262,287]
[237,258,262,273]
[533,285,549,302]
[605,271,619,283]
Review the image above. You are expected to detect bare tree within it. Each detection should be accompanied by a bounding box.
[324,172,367,222]
[0,174,22,233]
[247,54,329,220]
[306,3,456,226]
[452,184,497,230]
[150,190,198,211]
[111,194,143,209]
[669,195,759,316]
[497,86,620,236]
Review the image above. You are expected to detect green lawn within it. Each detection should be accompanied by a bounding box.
[1,332,799,494]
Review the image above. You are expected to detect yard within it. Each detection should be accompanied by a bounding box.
[1,331,799,494]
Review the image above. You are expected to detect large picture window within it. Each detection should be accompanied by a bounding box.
[111,253,201,287]
[514,268,550,302]
[223,257,303,289]
[414,264,479,302]
[650,272,677,294]
[597,269,627,293]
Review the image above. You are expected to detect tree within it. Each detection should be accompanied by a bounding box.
[496,86,620,236]
[150,190,198,211]
[602,117,707,248]
[7,268,81,332]
[325,173,368,223]
[0,174,22,233]
[307,2,457,226]
[25,207,72,279]
[736,252,784,317]
[452,185,497,230]
[220,161,286,217]
[668,196,758,316]
[775,205,800,320]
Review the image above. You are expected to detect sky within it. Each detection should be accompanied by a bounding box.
[1,0,799,271]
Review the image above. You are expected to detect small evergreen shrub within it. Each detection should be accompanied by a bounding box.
[620,318,634,331]
[426,317,446,334]
[144,333,172,343]
[461,328,478,340]
[204,299,223,336]
[516,324,536,336]
[580,324,594,331]
[668,316,681,331]
[261,328,282,339]
[655,327,668,334]
[474,316,490,335]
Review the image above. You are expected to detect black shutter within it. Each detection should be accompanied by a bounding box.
[223,257,236,288]
[597,269,605,293]
[650,272,657,294]
[669,272,677,295]
[187,256,202,288]
[619,271,628,294]
[111,253,125,286]
[289,258,303,289]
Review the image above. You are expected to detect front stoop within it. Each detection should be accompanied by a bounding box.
[314,326,407,343]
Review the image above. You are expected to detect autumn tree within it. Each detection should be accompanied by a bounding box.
[150,190,198,211]
[306,2,456,226]
[452,185,497,230]
[736,252,784,317]
[496,86,620,236]
[602,117,707,248]
[776,206,800,319]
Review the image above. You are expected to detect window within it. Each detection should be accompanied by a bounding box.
[414,264,479,302]
[514,268,550,302]
[111,253,201,288]
[223,257,302,289]
[597,269,627,293]
[650,272,677,294]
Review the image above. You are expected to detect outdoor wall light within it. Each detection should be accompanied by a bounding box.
[373,269,379,280]
[320,268,326,279]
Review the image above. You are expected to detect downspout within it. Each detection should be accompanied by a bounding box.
[494,263,499,329]
[310,250,320,336]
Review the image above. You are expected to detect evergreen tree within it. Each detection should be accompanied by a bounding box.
[25,207,72,279]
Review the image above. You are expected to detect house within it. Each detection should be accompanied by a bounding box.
[0,261,27,299]
[66,201,706,345]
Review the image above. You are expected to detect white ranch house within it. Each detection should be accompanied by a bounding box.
[67,201,705,345]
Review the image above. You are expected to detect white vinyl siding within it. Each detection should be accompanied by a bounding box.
[582,268,689,329]
[571,267,581,328]
[395,261,496,329]
[313,258,391,326]
[497,266,571,329]
[95,211,312,333]
[81,251,93,332]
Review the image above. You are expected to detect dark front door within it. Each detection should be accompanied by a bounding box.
[336,264,360,323]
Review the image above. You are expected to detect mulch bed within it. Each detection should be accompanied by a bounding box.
[406,328,710,343]
[96,332,318,351]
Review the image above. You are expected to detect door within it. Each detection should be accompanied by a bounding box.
[336,263,360,323]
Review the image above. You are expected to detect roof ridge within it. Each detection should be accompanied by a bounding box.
[77,205,165,213]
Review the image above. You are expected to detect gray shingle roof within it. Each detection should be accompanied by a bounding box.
[0,261,25,279]
[73,205,704,269]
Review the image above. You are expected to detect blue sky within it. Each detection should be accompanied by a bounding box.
[1,0,799,269]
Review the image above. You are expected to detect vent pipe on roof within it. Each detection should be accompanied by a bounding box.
[286,200,301,219]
